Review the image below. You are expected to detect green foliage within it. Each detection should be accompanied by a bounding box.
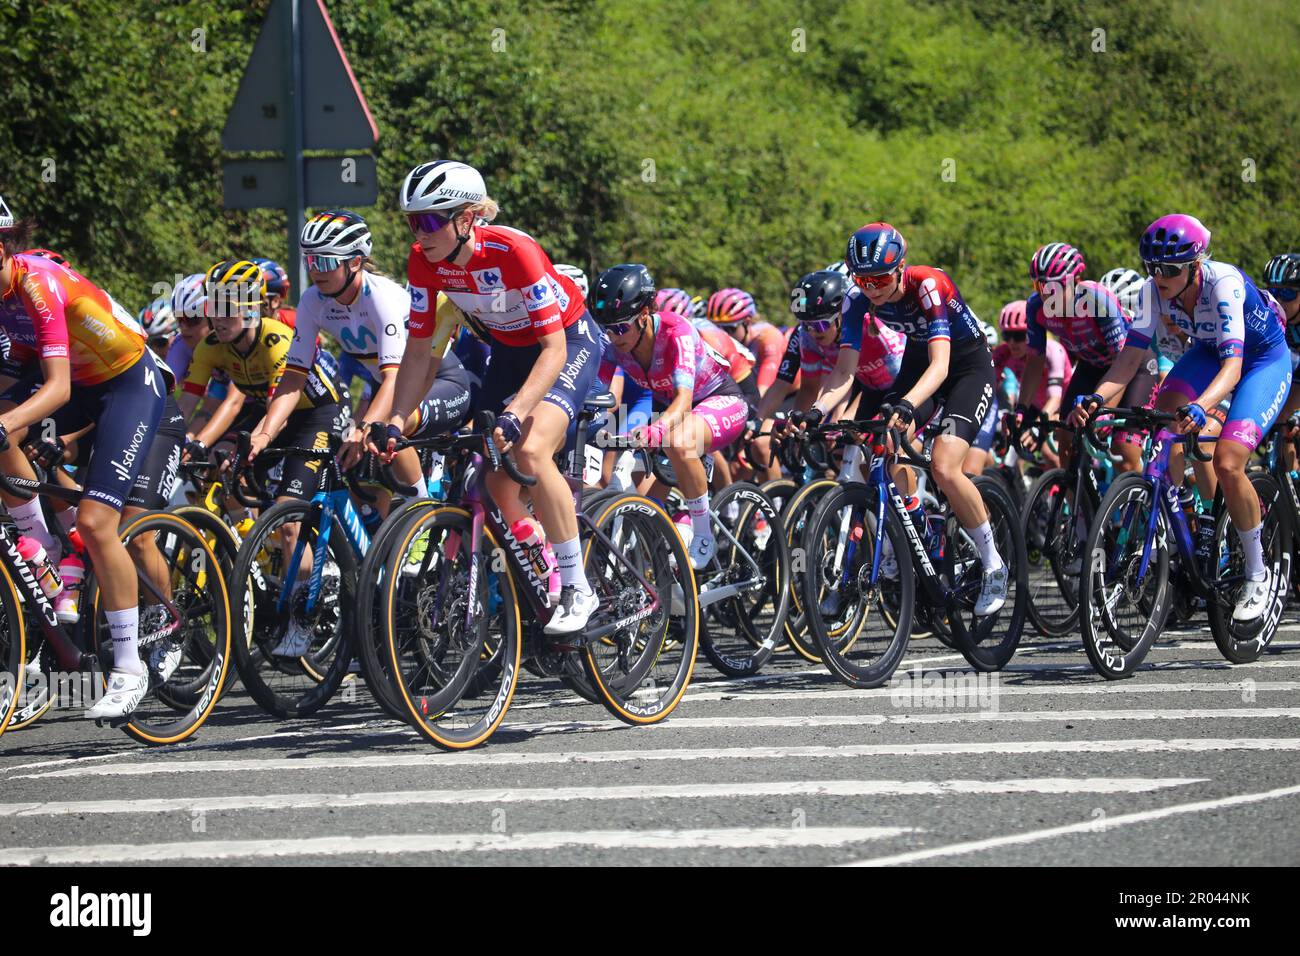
[0,0,1295,325]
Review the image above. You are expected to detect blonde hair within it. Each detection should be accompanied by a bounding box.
[466,197,499,223]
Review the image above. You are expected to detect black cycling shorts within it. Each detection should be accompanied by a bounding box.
[481,314,600,425]
[127,395,186,510]
[883,338,994,445]
[272,402,349,501]
[1065,357,1159,414]
[411,350,473,439]
[737,372,760,418]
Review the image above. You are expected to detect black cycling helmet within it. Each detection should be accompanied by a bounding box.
[590,264,655,324]
[790,270,849,321]
[1263,253,1300,289]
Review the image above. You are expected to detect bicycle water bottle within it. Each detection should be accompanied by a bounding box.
[17,536,63,602]
[54,554,84,623]
[672,511,694,552]
[360,503,382,535]
[510,518,558,596]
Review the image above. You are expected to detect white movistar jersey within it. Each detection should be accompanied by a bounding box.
[287,271,410,378]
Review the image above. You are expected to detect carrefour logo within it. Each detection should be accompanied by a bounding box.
[472,268,502,290]
[525,281,555,307]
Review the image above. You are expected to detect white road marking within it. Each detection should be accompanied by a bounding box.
[680,681,1300,706]
[0,777,1206,818]
[15,737,1298,779]
[844,783,1300,866]
[0,826,913,864]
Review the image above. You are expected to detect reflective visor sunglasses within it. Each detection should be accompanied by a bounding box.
[1144,260,1189,279]
[604,321,635,336]
[406,211,454,234]
[304,253,351,273]
[798,318,837,333]
[852,270,897,291]
[1270,286,1299,302]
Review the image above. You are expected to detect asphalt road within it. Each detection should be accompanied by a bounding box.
[2,618,1298,866]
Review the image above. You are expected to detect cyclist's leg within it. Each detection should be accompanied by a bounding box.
[664,390,749,567]
[122,396,186,605]
[1159,346,1220,501]
[964,396,999,476]
[0,376,62,556]
[1216,343,1293,609]
[76,356,166,716]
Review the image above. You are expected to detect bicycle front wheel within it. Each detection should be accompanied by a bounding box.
[0,560,25,740]
[1079,472,1168,679]
[802,482,912,688]
[581,493,699,724]
[1021,468,1082,638]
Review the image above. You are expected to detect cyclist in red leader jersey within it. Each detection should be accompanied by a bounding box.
[0,195,169,719]
[385,161,601,635]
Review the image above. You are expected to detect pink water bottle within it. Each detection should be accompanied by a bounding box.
[16,536,64,602]
[510,518,559,599]
[55,554,85,623]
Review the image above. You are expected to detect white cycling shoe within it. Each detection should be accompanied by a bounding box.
[1233,572,1271,622]
[85,669,148,721]
[545,585,599,635]
[273,619,314,658]
[688,534,717,571]
[975,565,1010,617]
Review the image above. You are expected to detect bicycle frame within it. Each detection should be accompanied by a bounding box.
[278,484,370,618]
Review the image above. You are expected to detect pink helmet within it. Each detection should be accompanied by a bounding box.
[706,288,758,325]
[1139,214,1211,264]
[999,299,1028,332]
[1029,242,1087,283]
[655,287,693,316]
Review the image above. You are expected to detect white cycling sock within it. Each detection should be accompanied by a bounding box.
[106,607,144,676]
[1238,523,1266,581]
[10,497,59,561]
[553,536,590,593]
[969,520,1004,572]
[685,493,712,540]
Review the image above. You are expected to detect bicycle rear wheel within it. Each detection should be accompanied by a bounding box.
[1021,468,1082,638]
[945,476,1029,671]
[92,511,233,744]
[1079,472,1168,679]
[581,493,699,724]
[1207,473,1292,663]
[779,477,839,662]
[802,482,913,688]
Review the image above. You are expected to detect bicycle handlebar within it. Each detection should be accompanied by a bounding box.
[1086,405,1214,463]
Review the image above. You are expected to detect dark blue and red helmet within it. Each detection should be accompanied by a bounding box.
[252,257,290,298]
[1139,214,1211,264]
[845,222,907,276]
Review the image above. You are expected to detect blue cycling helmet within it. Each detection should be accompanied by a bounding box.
[845,222,907,276]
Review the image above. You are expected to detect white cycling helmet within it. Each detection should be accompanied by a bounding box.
[0,194,13,231]
[301,209,372,259]
[825,260,851,279]
[399,160,487,213]
[1099,267,1145,316]
[140,297,178,339]
[554,263,589,298]
[171,273,209,319]
[978,319,998,348]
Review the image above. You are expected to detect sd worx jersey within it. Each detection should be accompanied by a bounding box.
[405,224,585,348]
[842,268,985,348]
[183,317,339,411]
[599,311,735,404]
[1026,280,1129,367]
[0,253,146,385]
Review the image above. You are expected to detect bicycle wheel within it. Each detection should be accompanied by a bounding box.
[697,482,790,677]
[802,482,913,688]
[384,506,522,749]
[354,497,441,721]
[581,493,699,724]
[1021,468,1082,638]
[170,504,245,700]
[945,475,1029,671]
[1207,473,1292,663]
[1079,472,1168,679]
[90,511,233,744]
[779,477,839,662]
[760,477,798,516]
[229,499,357,718]
[0,561,25,740]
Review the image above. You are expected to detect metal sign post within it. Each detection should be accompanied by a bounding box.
[221,0,379,304]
